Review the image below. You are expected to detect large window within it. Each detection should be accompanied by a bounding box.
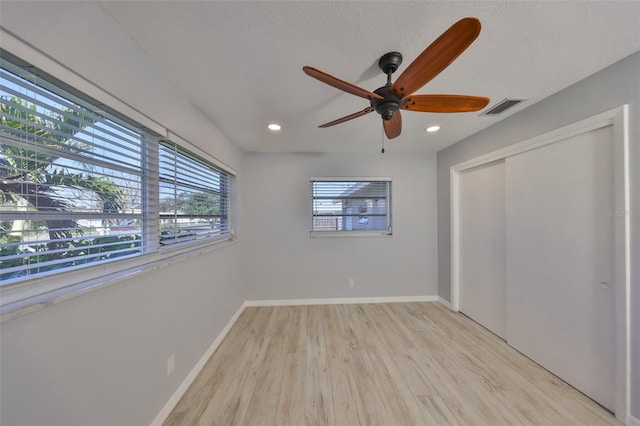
[311,178,392,235]
[0,54,233,298]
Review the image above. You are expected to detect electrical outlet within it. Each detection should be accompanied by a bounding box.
[348,278,355,288]
[167,354,175,376]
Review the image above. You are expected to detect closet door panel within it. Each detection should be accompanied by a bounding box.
[505,125,615,410]
[459,159,506,339]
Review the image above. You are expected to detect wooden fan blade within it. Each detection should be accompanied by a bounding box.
[318,107,375,128]
[402,94,490,112]
[383,111,402,139]
[303,66,384,101]
[391,17,482,98]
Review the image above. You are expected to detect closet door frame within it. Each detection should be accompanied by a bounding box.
[450,105,630,422]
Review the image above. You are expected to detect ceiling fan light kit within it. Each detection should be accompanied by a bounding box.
[303,17,490,140]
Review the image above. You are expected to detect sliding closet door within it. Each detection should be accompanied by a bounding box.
[505,125,615,410]
[458,160,506,339]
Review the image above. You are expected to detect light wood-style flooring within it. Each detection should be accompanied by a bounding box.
[164,302,619,426]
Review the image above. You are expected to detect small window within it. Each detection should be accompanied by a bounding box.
[311,178,392,236]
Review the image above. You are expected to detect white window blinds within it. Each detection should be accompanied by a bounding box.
[311,178,392,234]
[0,66,145,281]
[0,54,234,290]
[158,142,230,246]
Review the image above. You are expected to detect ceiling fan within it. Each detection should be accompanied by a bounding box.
[303,17,490,139]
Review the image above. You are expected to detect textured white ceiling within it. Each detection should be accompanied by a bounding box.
[2,1,639,154]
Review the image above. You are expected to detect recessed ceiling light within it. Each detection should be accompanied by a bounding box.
[426,125,440,133]
[268,123,281,131]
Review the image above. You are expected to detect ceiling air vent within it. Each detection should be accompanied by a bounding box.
[481,98,526,116]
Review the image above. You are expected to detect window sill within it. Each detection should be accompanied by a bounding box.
[0,236,236,323]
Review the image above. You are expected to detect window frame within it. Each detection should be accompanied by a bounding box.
[0,50,236,315]
[310,177,392,238]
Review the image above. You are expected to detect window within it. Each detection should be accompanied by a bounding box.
[311,178,392,236]
[158,142,230,246]
[0,53,233,301]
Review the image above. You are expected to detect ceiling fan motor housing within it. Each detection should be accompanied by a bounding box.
[378,51,403,75]
[371,85,402,121]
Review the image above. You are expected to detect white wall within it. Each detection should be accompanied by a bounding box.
[0,3,248,425]
[241,152,438,301]
[0,245,246,426]
[437,51,640,420]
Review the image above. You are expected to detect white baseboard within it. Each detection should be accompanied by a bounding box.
[628,414,640,426]
[437,296,453,310]
[244,295,437,307]
[150,301,248,426]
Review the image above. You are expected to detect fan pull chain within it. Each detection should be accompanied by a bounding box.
[381,126,385,154]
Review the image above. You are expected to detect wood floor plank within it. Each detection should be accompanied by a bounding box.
[165,302,621,426]
[333,400,366,426]
[415,394,462,426]
[348,347,396,425]
[242,406,276,426]
[168,335,256,425]
[388,346,441,397]
[162,411,186,426]
[248,334,286,407]
[283,306,306,354]
[327,351,358,402]
[456,378,524,425]
[366,349,420,425]
[491,389,561,425]
[195,336,270,425]
[274,351,306,426]
[304,334,335,426]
